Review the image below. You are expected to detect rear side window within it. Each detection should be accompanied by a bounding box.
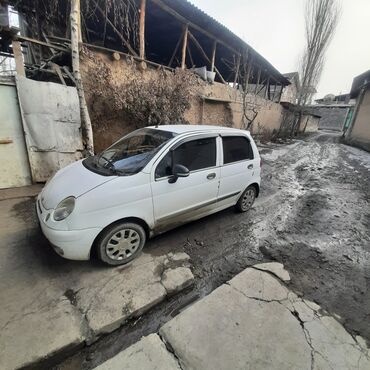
[156,137,216,178]
[222,136,254,164]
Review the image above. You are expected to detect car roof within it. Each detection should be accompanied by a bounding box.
[147,124,250,135]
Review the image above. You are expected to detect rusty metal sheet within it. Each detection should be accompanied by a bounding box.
[16,76,83,182]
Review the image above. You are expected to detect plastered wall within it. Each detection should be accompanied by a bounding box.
[81,48,286,151]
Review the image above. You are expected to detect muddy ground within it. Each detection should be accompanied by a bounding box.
[52,131,370,369]
[8,131,370,369]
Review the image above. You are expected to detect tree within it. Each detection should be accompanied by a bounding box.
[292,0,340,135]
[71,0,94,156]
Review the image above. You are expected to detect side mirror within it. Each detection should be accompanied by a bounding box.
[168,164,189,183]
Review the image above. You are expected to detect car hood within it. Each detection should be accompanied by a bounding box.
[41,160,116,209]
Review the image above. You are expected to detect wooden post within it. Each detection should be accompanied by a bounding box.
[233,54,240,88]
[210,41,217,72]
[278,84,283,102]
[12,41,25,77]
[168,29,184,67]
[139,0,146,59]
[265,77,270,100]
[181,24,188,69]
[255,68,261,94]
[71,0,94,156]
[188,31,226,84]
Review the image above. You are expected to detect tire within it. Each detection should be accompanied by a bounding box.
[96,222,146,266]
[235,186,256,213]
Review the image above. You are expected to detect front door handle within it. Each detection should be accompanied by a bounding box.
[207,172,216,180]
[247,164,253,170]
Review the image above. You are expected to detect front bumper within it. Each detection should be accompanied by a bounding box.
[36,197,101,261]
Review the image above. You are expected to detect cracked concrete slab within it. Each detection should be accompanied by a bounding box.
[229,266,290,301]
[161,267,194,295]
[78,253,194,339]
[0,240,193,369]
[253,262,291,282]
[0,298,84,370]
[305,316,370,370]
[156,266,369,370]
[159,283,311,370]
[94,334,181,370]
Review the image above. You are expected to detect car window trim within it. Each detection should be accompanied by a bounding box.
[154,134,219,180]
[170,133,219,151]
[222,158,253,167]
[221,135,254,165]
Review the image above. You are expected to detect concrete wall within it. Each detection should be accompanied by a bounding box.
[303,115,320,133]
[81,48,286,151]
[345,88,370,151]
[311,106,350,131]
[281,83,298,104]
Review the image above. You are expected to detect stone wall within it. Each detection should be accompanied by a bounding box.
[81,47,286,151]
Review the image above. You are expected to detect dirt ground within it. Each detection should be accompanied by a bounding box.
[2,131,369,369]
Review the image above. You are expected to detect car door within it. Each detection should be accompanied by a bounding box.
[218,134,256,204]
[151,135,220,231]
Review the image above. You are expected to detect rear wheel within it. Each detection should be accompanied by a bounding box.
[235,186,256,212]
[96,222,146,266]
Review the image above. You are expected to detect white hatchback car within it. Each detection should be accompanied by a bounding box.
[37,125,261,265]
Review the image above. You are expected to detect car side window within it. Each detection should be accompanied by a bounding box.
[155,137,217,179]
[222,136,254,164]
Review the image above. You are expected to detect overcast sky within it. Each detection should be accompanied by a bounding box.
[190,0,370,98]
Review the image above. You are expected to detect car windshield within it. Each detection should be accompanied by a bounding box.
[87,128,176,176]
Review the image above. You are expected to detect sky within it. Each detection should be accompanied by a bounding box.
[190,0,370,98]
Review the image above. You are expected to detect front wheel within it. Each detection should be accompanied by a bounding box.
[235,186,256,212]
[96,222,146,266]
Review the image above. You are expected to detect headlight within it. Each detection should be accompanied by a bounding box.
[53,197,75,221]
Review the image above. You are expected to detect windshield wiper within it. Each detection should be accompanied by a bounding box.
[96,154,118,174]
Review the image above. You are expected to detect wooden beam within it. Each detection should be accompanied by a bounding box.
[210,41,217,72]
[168,28,184,67]
[181,24,188,69]
[139,0,146,59]
[84,42,174,71]
[62,66,76,84]
[49,62,66,85]
[188,31,226,84]
[150,0,240,57]
[12,41,25,77]
[187,42,194,67]
[16,35,68,53]
[94,1,138,57]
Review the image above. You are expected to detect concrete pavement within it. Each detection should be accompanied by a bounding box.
[96,263,370,370]
[0,189,194,370]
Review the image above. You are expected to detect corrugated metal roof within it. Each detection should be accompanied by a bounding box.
[162,0,290,85]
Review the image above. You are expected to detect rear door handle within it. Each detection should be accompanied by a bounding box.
[207,172,216,180]
[248,164,253,170]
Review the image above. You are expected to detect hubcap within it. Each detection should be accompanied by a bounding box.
[106,228,141,261]
[242,189,255,210]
